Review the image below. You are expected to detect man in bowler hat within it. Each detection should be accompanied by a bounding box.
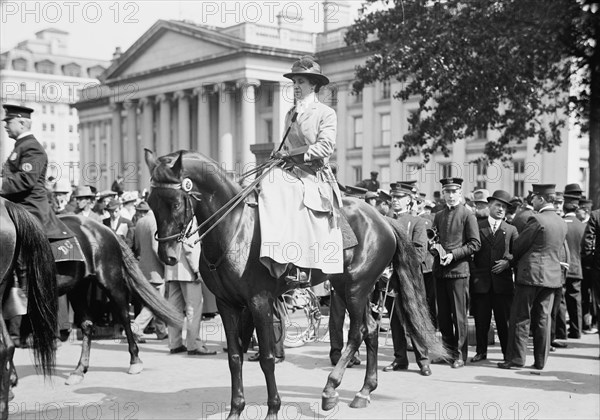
[470,190,518,362]
[499,184,568,370]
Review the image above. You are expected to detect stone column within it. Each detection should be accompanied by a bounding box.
[79,122,89,180]
[239,78,260,172]
[174,90,191,150]
[272,81,293,143]
[361,86,375,177]
[124,101,139,191]
[109,102,123,178]
[218,83,234,172]
[156,93,171,157]
[335,83,349,184]
[193,86,211,157]
[139,97,154,191]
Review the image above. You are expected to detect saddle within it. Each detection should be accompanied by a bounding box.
[46,211,85,264]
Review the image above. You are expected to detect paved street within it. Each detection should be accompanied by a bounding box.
[8,312,600,420]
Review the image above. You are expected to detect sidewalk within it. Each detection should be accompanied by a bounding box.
[9,313,600,419]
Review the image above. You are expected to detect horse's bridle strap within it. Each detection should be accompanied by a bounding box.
[151,181,182,189]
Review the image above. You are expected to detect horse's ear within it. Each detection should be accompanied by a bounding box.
[144,149,157,173]
[171,151,184,177]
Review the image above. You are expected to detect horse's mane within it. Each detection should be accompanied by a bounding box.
[152,150,242,191]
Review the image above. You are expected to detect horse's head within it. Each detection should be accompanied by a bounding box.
[145,149,200,265]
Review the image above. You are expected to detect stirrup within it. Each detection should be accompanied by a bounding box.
[285,267,311,288]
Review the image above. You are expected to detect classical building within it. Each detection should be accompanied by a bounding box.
[73,3,588,196]
[0,28,110,186]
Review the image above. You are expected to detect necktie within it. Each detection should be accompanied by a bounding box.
[492,221,497,234]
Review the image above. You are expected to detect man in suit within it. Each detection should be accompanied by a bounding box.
[470,190,518,362]
[356,171,380,192]
[431,177,481,368]
[581,208,600,352]
[383,182,431,376]
[561,187,586,340]
[499,184,568,370]
[104,198,135,249]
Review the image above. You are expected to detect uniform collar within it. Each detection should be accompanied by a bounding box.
[539,204,554,213]
[16,131,33,140]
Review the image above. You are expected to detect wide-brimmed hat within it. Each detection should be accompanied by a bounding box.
[106,198,121,211]
[344,185,367,198]
[121,191,138,204]
[135,201,150,212]
[487,190,512,207]
[54,179,72,194]
[283,56,329,86]
[563,183,583,197]
[473,189,490,204]
[97,190,117,200]
[73,185,95,199]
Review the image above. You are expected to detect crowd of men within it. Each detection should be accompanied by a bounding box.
[344,176,599,375]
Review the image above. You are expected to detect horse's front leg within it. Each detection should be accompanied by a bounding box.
[251,299,281,420]
[218,301,246,420]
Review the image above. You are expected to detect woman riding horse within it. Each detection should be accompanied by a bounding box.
[260,56,343,287]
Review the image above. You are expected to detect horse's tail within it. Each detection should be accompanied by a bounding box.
[5,201,57,378]
[116,237,183,328]
[388,220,450,360]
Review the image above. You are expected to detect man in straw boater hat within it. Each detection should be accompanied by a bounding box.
[469,190,518,363]
[430,177,480,368]
[499,184,568,370]
[258,55,343,288]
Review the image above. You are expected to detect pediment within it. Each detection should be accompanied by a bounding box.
[108,26,238,80]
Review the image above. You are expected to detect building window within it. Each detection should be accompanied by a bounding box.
[265,119,273,143]
[513,160,525,197]
[50,142,56,150]
[50,124,55,132]
[381,80,390,99]
[380,113,391,146]
[69,143,74,151]
[42,105,46,114]
[35,60,55,74]
[20,82,26,92]
[476,129,487,140]
[50,106,55,114]
[42,123,47,131]
[266,86,274,107]
[475,161,487,189]
[439,162,453,179]
[353,116,363,149]
[353,166,363,184]
[354,90,363,104]
[62,63,81,77]
[379,165,390,189]
[12,57,27,71]
[42,142,47,149]
[69,125,74,133]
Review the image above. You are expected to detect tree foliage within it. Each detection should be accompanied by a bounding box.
[346,0,600,206]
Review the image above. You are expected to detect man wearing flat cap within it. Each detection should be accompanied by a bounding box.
[472,189,491,220]
[499,184,568,370]
[470,190,518,363]
[430,177,481,368]
[1,104,51,227]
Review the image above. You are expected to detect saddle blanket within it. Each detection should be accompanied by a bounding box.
[50,236,85,263]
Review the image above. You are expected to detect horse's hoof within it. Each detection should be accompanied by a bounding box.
[65,373,84,385]
[349,392,371,409]
[128,363,143,375]
[321,392,339,411]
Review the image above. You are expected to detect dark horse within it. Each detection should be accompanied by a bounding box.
[54,214,183,385]
[145,150,445,419]
[1,197,57,420]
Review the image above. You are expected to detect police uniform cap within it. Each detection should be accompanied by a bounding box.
[2,104,34,121]
[440,177,463,190]
[531,184,556,196]
[390,182,413,197]
[345,185,367,198]
[370,171,379,176]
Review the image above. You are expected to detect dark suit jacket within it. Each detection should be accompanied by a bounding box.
[512,207,534,233]
[564,213,585,279]
[581,209,600,271]
[470,219,518,294]
[387,211,427,264]
[513,206,568,288]
[431,204,481,279]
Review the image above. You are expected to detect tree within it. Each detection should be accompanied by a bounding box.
[345,0,599,207]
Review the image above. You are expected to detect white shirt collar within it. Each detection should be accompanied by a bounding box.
[488,216,501,229]
[16,131,33,140]
[296,92,318,114]
[539,204,554,212]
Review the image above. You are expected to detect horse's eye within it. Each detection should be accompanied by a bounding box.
[173,202,181,210]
